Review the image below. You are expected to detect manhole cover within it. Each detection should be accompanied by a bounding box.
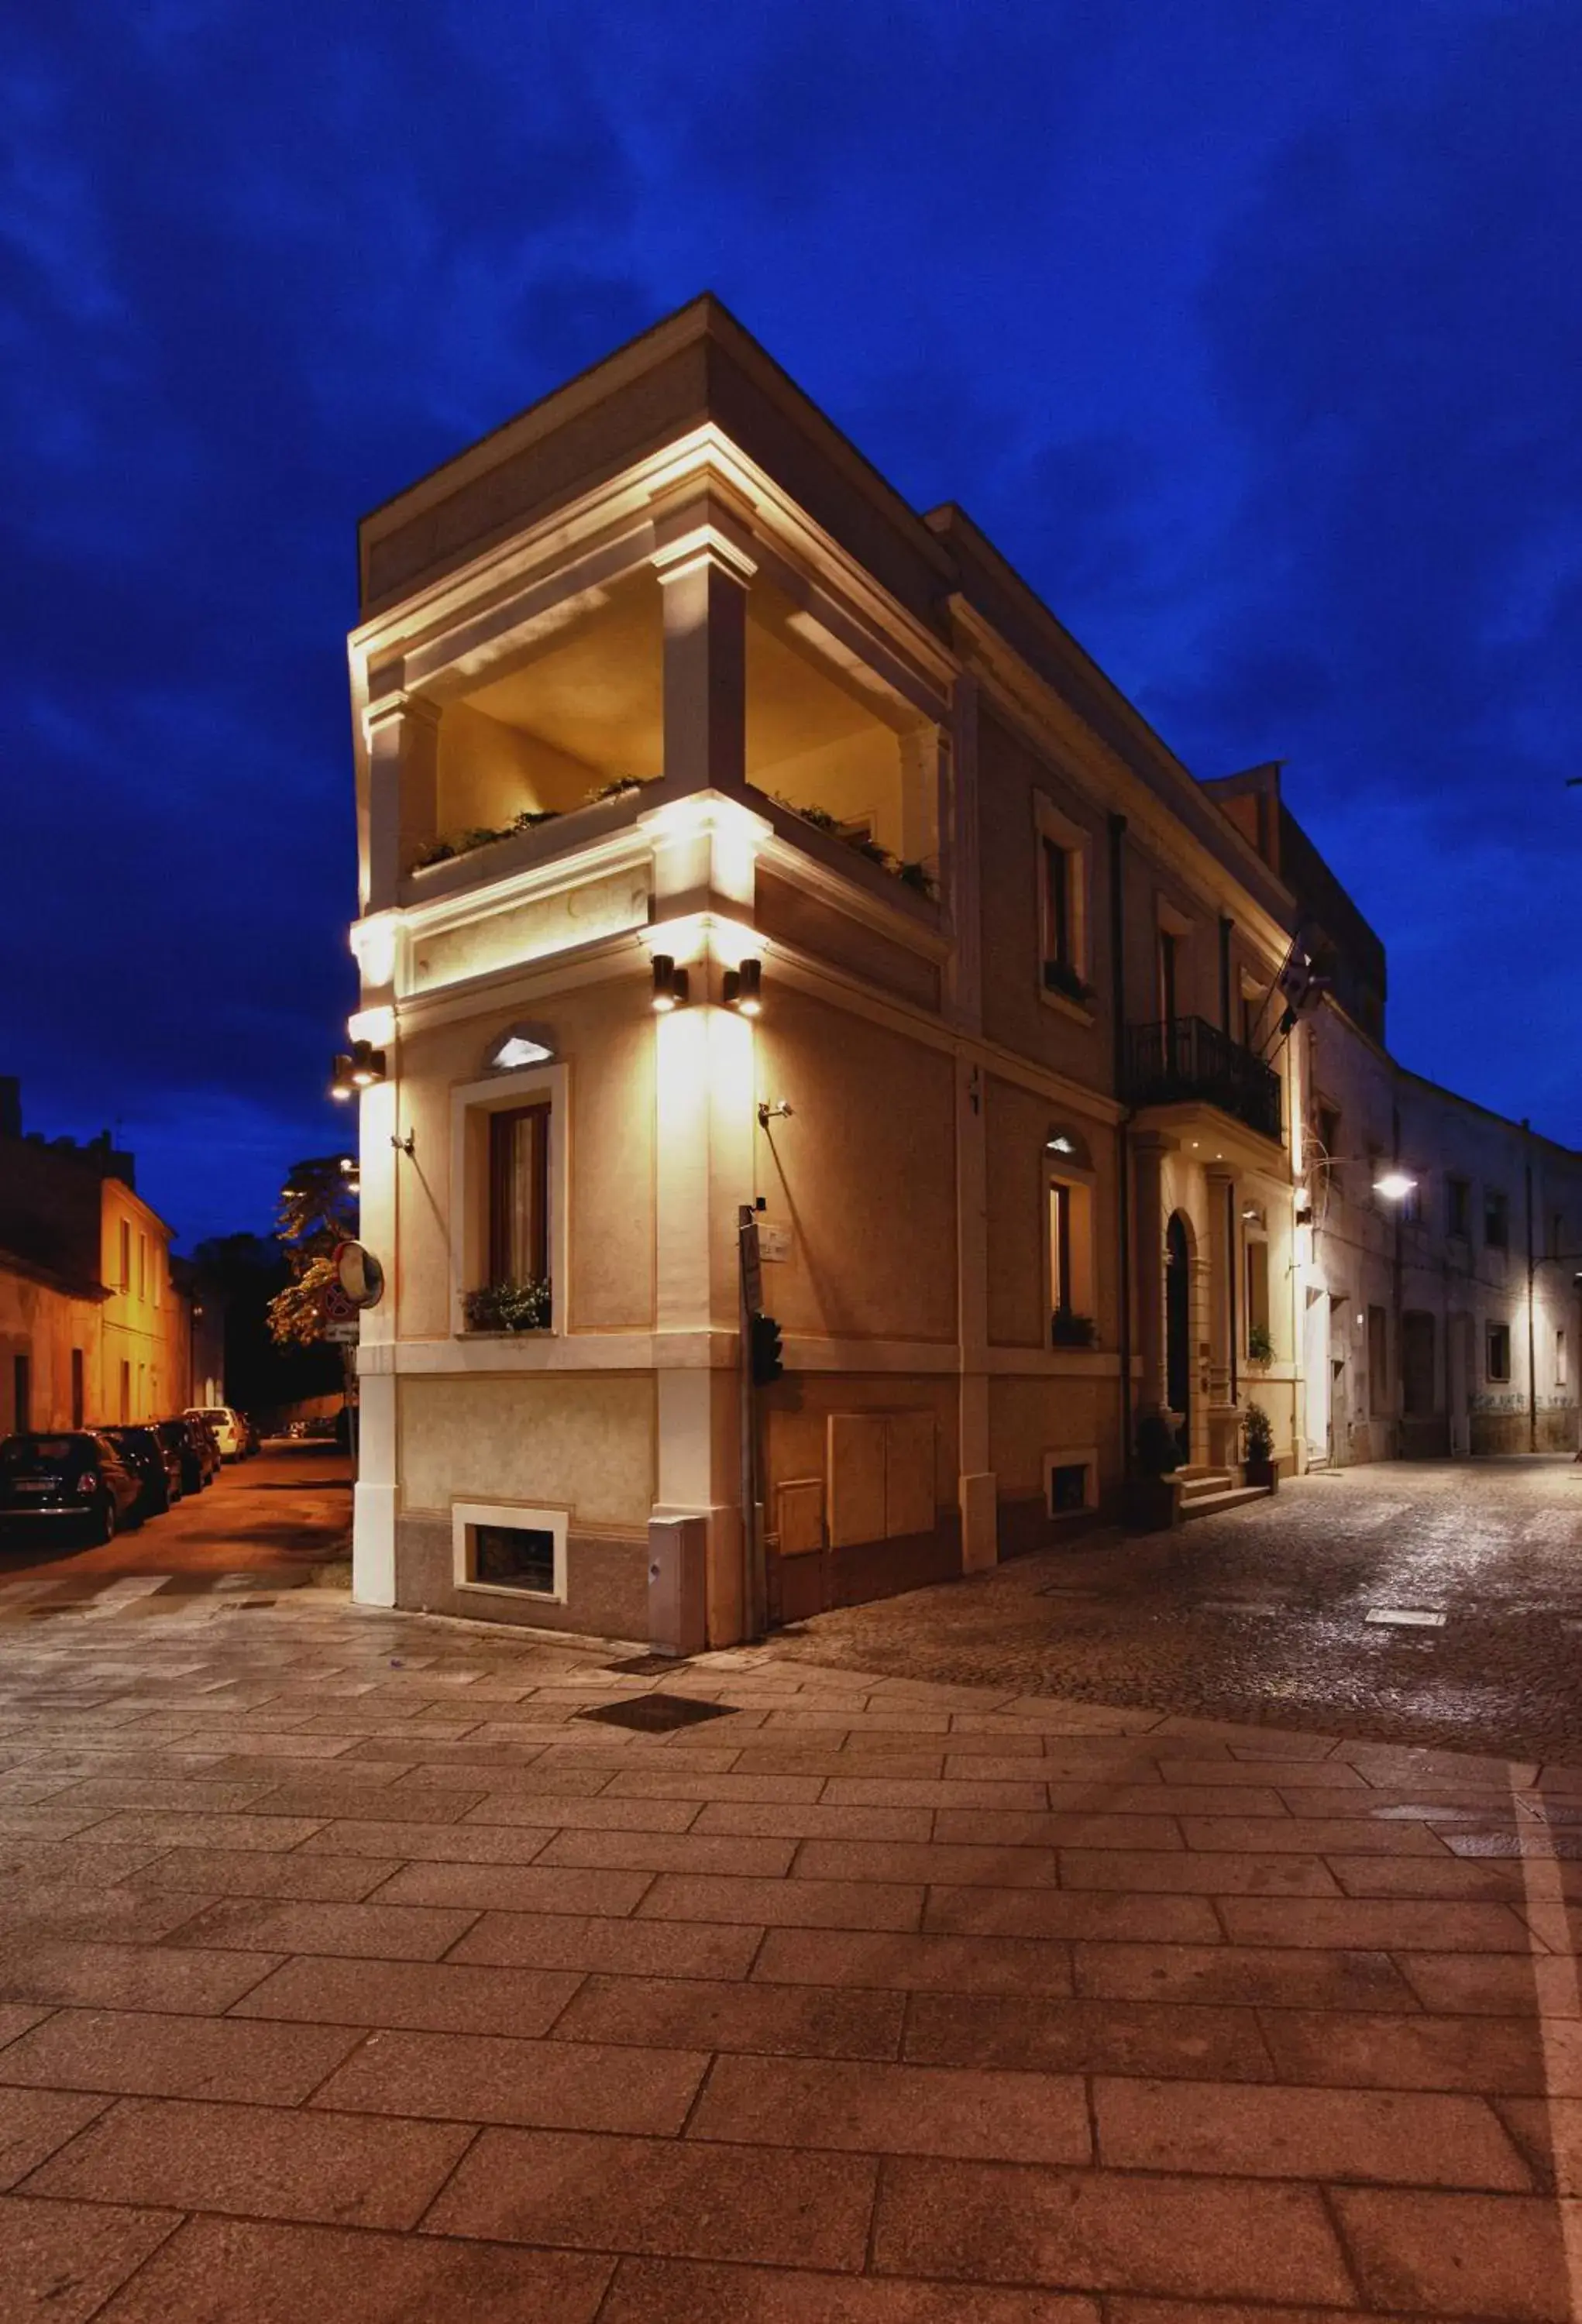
[1365,1607,1446,1628]
[578,1693,734,1732]
[605,1653,690,1676]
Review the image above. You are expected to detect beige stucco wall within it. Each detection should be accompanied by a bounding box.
[0,1266,100,1432]
[752,989,957,1344]
[989,1371,1119,1497]
[398,1370,655,1528]
[438,699,603,832]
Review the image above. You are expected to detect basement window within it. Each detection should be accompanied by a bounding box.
[452,1501,567,1602]
[1048,1463,1090,1515]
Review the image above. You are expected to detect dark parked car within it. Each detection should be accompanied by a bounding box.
[155,1416,214,1496]
[187,1414,222,1484]
[104,1425,182,1519]
[0,1432,144,1545]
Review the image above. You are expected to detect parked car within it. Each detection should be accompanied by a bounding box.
[156,1416,215,1495]
[0,1432,143,1545]
[103,1425,182,1519]
[187,1404,247,1463]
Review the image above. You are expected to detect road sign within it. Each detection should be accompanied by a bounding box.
[322,1282,356,1323]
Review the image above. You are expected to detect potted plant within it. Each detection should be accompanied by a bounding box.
[1247,1322,1274,1367]
[1051,1308,1098,1349]
[1242,1401,1278,1489]
[1126,1411,1182,1532]
[462,1278,552,1333]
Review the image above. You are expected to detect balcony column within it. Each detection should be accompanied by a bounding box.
[652,491,756,798]
[364,692,440,913]
[1132,1132,1174,1418]
[1205,1165,1236,1408]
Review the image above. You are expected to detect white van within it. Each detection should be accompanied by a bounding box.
[188,1405,246,1462]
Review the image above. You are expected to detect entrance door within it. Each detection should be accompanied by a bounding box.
[1165,1214,1191,1457]
[1329,1294,1350,1466]
[1304,1290,1330,1464]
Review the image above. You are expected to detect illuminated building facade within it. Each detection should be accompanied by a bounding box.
[345,297,1577,1641]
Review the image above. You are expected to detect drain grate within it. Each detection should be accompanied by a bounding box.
[1365,1607,1446,1628]
[605,1653,690,1676]
[577,1692,734,1733]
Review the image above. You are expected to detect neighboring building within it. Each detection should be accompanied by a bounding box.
[0,1078,195,1431]
[1209,762,1582,1465]
[345,295,1317,1644]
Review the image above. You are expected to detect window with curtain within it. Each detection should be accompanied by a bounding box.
[488,1103,550,1287]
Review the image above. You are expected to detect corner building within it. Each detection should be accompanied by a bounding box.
[348,297,1311,1643]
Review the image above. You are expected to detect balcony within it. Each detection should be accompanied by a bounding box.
[1124,1016,1284,1145]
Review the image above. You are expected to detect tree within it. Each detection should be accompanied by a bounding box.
[267,1156,358,1347]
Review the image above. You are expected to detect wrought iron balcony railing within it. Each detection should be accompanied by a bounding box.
[1124,1016,1284,1144]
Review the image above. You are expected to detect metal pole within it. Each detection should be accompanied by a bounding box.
[738,1206,765,1640]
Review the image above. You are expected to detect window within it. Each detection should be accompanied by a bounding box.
[119,1221,131,1291]
[1033,799,1089,1003]
[12,1353,29,1434]
[1557,1330,1569,1390]
[119,1360,130,1423]
[1048,1463,1089,1514]
[1240,990,1260,1054]
[488,1104,550,1289]
[1245,1241,1271,1354]
[1484,1190,1509,1251]
[71,1350,84,1429]
[1487,1322,1511,1384]
[1367,1306,1389,1415]
[1048,1177,1095,1332]
[452,1501,567,1601]
[138,1234,146,1301]
[1317,1107,1341,1163]
[1042,837,1072,968]
[1447,1176,1470,1239]
[452,1057,565,1336]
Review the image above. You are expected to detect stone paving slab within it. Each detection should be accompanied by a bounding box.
[2,1593,1582,2317]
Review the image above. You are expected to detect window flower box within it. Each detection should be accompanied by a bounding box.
[463,1279,552,1333]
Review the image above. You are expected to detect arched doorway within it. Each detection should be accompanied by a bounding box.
[1165,1212,1192,1459]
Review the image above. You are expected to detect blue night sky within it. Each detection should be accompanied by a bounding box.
[3,2,1578,1247]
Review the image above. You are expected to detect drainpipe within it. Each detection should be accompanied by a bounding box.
[1525,1119,1537,1454]
[1109,814,1132,1477]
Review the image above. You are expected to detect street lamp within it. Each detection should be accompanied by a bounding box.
[1374,1172,1418,1202]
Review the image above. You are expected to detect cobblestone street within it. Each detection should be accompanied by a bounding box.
[4,1586,1582,2318]
[766,1459,1582,1765]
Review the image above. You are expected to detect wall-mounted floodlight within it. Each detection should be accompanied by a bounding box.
[1374,1171,1418,1202]
[652,955,690,1013]
[723,960,762,1016]
[331,1041,386,1100]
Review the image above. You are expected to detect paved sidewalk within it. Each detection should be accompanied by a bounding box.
[2,1596,1581,2319]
